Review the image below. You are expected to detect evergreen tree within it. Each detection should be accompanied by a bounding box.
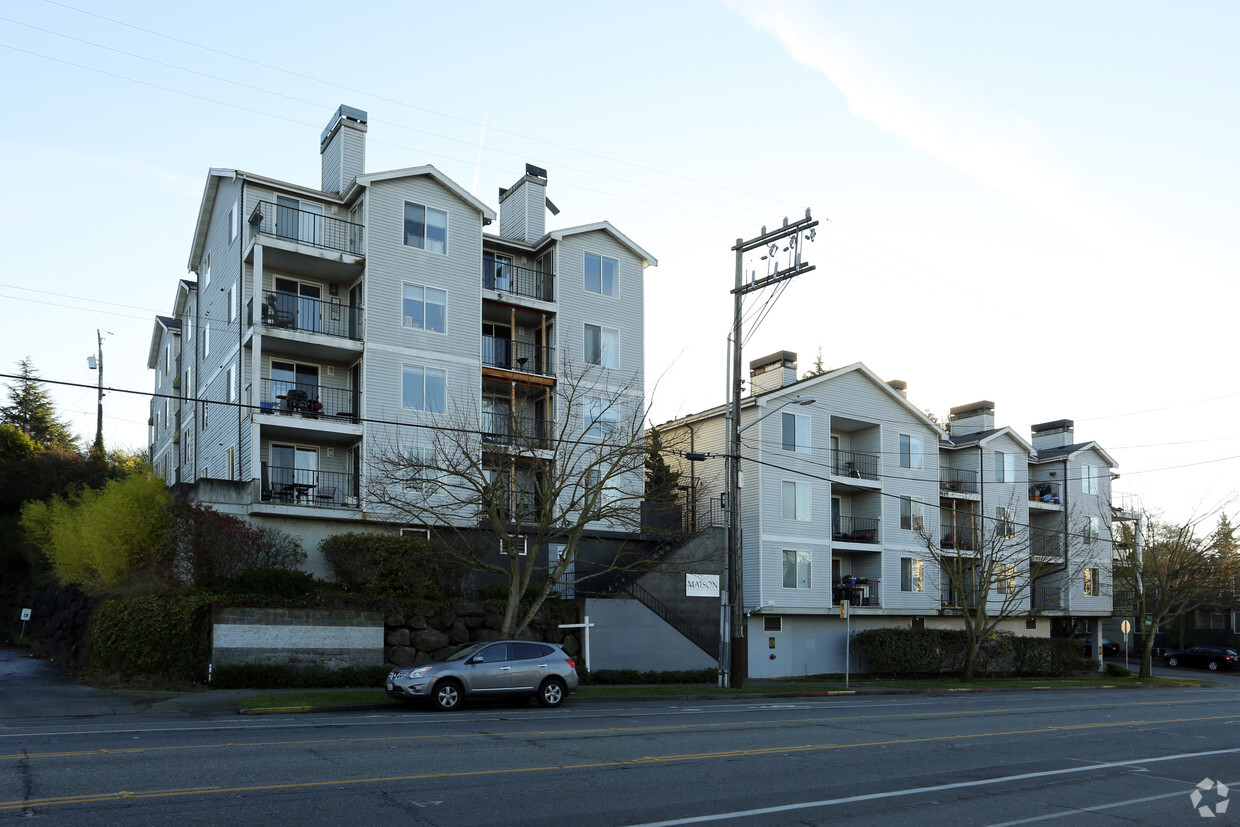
[1210,512,1238,559]
[645,427,682,504]
[801,347,828,379]
[1,358,78,450]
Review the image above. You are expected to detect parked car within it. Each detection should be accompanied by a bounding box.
[385,640,579,710]
[1077,636,1120,657]
[1162,646,1240,672]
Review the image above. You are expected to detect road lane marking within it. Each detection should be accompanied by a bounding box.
[986,778,1240,825]
[1,715,1238,812]
[623,752,1240,826]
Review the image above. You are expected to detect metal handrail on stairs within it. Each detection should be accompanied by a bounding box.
[623,581,718,659]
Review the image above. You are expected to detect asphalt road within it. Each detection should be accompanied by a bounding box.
[2,648,1238,825]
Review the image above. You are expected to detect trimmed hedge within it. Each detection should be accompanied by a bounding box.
[583,668,717,685]
[83,594,213,682]
[320,533,459,599]
[853,628,1084,677]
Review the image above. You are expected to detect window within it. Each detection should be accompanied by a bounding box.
[901,557,924,592]
[585,324,619,368]
[996,506,1015,538]
[401,364,447,413]
[202,400,209,429]
[1083,516,1100,545]
[164,344,170,374]
[585,252,619,297]
[1082,463,1097,494]
[403,202,448,254]
[229,201,238,242]
[900,434,923,470]
[227,285,236,323]
[226,366,236,402]
[586,468,621,508]
[1083,567,1100,596]
[782,412,810,453]
[781,480,811,521]
[782,550,811,589]
[900,496,924,531]
[203,323,210,357]
[402,283,446,333]
[402,447,440,493]
[585,396,618,439]
[503,536,528,557]
[996,450,1015,483]
[226,446,235,480]
[203,254,211,289]
[996,563,1016,595]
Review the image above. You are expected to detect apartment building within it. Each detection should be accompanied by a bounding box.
[148,105,655,576]
[654,352,1117,678]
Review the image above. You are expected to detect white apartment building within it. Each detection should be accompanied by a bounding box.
[655,352,1117,679]
[148,105,655,576]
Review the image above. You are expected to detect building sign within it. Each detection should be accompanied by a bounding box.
[686,574,719,597]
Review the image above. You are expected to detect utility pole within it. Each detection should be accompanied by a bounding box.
[722,210,818,689]
[88,329,105,457]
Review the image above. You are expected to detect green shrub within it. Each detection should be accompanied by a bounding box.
[1104,662,1132,678]
[210,662,390,689]
[321,532,459,598]
[582,668,716,685]
[83,594,213,682]
[216,567,323,599]
[1011,636,1082,676]
[855,629,1083,677]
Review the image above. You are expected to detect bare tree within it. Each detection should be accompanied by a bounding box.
[367,359,664,637]
[1113,512,1240,678]
[920,494,1099,680]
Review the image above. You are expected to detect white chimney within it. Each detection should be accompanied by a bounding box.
[1032,419,1075,450]
[749,351,798,395]
[320,105,368,195]
[498,164,549,244]
[949,401,995,436]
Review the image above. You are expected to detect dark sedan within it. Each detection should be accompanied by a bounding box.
[1077,636,1120,657]
[1163,646,1239,672]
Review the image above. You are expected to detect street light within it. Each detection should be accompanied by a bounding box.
[720,394,816,689]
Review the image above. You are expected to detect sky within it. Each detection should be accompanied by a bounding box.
[0,0,1236,527]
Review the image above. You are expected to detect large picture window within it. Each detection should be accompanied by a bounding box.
[900,434,923,470]
[900,557,924,592]
[900,496,924,531]
[585,324,619,369]
[401,364,446,413]
[584,396,618,439]
[782,412,810,453]
[403,202,448,254]
[782,550,811,589]
[585,252,619,297]
[781,480,811,521]
[402,283,447,333]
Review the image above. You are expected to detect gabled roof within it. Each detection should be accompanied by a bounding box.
[547,221,657,268]
[1033,441,1118,468]
[351,165,496,220]
[147,316,181,369]
[944,426,1034,453]
[655,361,945,437]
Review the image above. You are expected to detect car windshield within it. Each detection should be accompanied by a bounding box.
[440,643,488,662]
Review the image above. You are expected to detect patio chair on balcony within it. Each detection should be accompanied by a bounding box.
[315,486,337,507]
[261,296,295,329]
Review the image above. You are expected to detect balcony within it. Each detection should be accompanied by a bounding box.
[482,412,551,450]
[940,467,979,496]
[1031,584,1063,612]
[250,200,363,256]
[834,578,882,607]
[831,515,880,545]
[483,260,554,302]
[830,448,880,482]
[253,290,363,341]
[1031,528,1065,560]
[482,336,555,379]
[259,463,360,509]
[940,528,981,552]
[1029,481,1062,507]
[258,379,359,422]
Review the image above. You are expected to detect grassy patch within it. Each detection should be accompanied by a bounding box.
[236,689,397,711]
[855,675,1199,690]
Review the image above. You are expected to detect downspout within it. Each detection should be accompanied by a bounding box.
[237,180,246,483]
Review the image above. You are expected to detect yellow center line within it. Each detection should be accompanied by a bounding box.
[0,697,1207,762]
[0,712,1233,812]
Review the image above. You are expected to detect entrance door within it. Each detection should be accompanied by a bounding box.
[482,323,512,369]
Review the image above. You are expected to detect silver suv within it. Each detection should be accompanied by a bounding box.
[385,640,579,710]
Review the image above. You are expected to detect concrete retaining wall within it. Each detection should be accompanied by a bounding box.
[211,607,384,670]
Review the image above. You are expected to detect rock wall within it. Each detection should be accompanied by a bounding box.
[382,600,580,666]
[0,582,99,665]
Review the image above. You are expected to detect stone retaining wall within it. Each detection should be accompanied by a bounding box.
[0,582,99,664]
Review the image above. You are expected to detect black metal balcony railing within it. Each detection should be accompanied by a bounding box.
[483,260,554,302]
[940,528,981,551]
[258,379,359,422]
[254,290,363,340]
[250,200,364,256]
[482,336,555,377]
[482,413,550,450]
[940,467,979,494]
[834,578,881,607]
[1031,585,1063,611]
[830,448,880,481]
[1031,529,1065,558]
[1029,481,1062,504]
[260,464,360,509]
[832,515,880,544]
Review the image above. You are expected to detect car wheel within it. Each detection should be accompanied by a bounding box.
[537,677,566,708]
[1208,661,1220,672]
[432,679,463,711]
[1167,656,1179,667]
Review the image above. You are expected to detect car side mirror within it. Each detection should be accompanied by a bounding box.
[467,656,483,664]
